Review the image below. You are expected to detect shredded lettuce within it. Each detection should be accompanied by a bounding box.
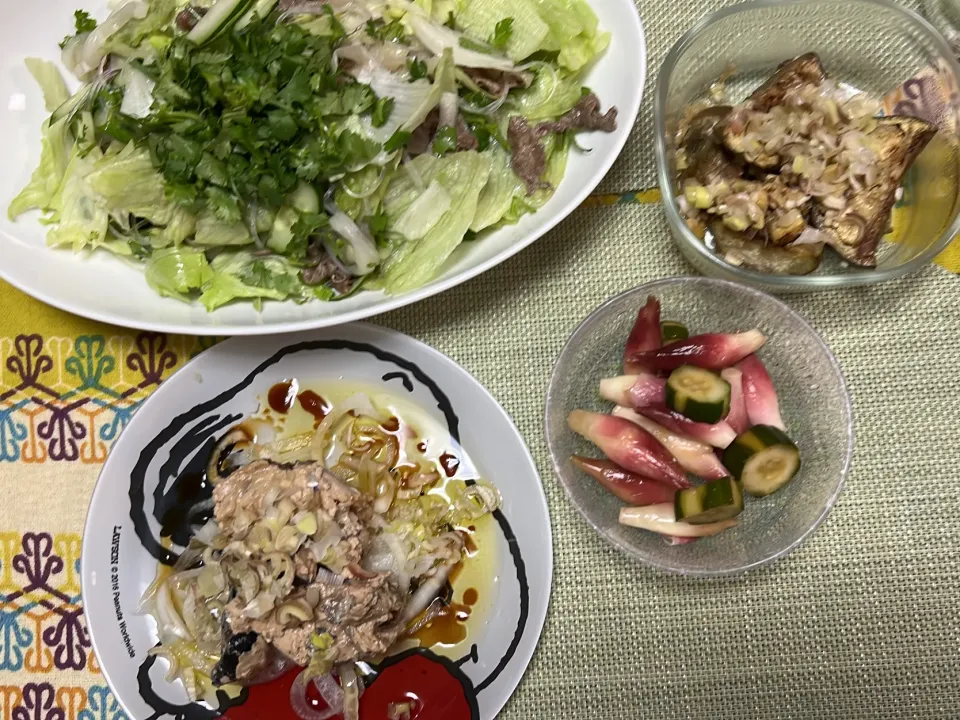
[25,58,71,112]
[102,0,180,59]
[380,151,491,293]
[199,252,307,311]
[46,150,110,252]
[145,246,214,300]
[456,0,548,62]
[8,116,72,220]
[531,0,608,71]
[194,213,252,246]
[88,143,169,218]
[392,180,452,240]
[471,146,524,231]
[515,68,584,121]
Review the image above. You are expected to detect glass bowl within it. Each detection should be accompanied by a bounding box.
[544,277,854,576]
[654,0,960,292]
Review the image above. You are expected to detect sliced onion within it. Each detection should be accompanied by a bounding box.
[155,580,191,641]
[438,91,458,129]
[192,518,220,546]
[821,194,847,210]
[407,14,515,71]
[458,83,509,116]
[339,664,360,720]
[328,210,380,275]
[248,651,297,685]
[402,156,426,192]
[73,0,148,79]
[404,596,445,635]
[118,65,155,119]
[401,561,454,622]
[341,167,386,199]
[316,565,346,585]
[279,2,333,21]
[792,225,831,246]
[290,670,342,720]
[147,646,181,683]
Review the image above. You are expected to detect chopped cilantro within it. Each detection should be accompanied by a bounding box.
[384,130,411,152]
[432,126,458,156]
[371,97,395,128]
[365,211,389,239]
[74,9,98,33]
[60,9,98,49]
[408,58,428,81]
[365,18,405,42]
[458,37,489,53]
[287,212,330,260]
[463,113,506,152]
[241,261,300,294]
[489,18,514,50]
[94,19,385,222]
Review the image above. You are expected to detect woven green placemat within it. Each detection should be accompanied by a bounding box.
[379,202,960,719]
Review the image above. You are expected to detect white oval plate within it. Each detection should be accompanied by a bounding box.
[80,323,552,719]
[0,1,644,335]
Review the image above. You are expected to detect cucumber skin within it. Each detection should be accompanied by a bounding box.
[189,0,258,45]
[665,368,731,424]
[661,321,689,344]
[723,425,800,496]
[674,478,743,524]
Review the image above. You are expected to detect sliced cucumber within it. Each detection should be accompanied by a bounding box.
[665,366,731,423]
[674,477,743,524]
[289,182,320,214]
[187,0,257,45]
[267,206,298,253]
[661,321,689,343]
[235,0,279,30]
[723,425,800,497]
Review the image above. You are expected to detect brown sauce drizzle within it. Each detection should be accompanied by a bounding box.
[382,416,400,432]
[416,441,427,453]
[412,601,472,647]
[267,381,298,413]
[439,453,459,477]
[297,390,329,425]
[462,588,478,606]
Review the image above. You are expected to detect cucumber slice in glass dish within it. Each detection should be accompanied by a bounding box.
[660,320,689,343]
[724,425,801,497]
[674,477,744,525]
[665,365,731,423]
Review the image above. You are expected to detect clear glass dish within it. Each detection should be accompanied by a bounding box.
[654,0,960,292]
[544,278,854,576]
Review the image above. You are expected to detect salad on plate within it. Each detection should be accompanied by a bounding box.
[9,0,616,310]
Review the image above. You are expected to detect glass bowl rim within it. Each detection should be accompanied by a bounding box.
[653,0,960,289]
[543,276,856,576]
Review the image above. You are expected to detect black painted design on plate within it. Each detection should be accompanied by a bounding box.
[475,507,530,694]
[382,370,414,392]
[455,644,480,668]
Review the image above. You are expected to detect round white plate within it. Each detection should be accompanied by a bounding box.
[80,322,552,719]
[0,2,645,335]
